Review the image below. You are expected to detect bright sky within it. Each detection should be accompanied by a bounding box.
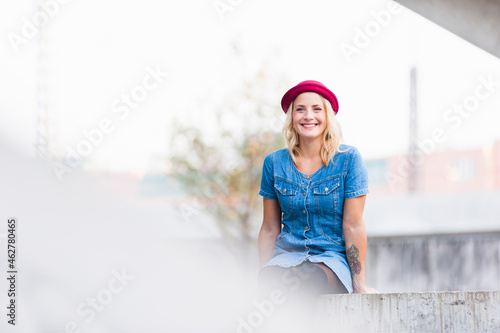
[1,0,500,173]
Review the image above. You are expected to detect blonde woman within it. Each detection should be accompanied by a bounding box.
[258,80,377,297]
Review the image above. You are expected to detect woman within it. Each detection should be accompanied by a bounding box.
[257,80,377,296]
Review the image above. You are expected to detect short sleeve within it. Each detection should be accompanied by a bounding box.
[259,153,277,200]
[344,147,370,199]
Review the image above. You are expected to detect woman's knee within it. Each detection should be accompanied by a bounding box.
[294,262,329,294]
[258,266,297,292]
[300,262,348,294]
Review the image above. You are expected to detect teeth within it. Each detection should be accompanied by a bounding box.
[303,124,317,128]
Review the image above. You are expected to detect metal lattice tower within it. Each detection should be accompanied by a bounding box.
[408,66,418,192]
[34,1,58,166]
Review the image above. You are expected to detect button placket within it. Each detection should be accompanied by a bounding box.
[301,179,308,214]
[302,179,311,241]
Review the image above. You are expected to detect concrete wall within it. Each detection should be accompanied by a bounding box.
[395,0,500,58]
[316,291,500,333]
[366,232,500,292]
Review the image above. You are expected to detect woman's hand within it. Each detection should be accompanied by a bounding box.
[353,285,379,294]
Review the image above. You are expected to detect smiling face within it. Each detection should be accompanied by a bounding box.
[292,92,327,141]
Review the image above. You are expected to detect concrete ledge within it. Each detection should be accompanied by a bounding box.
[316,291,500,333]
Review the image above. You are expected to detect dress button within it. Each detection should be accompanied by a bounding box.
[325,187,328,192]
[302,193,306,196]
[304,226,309,229]
[284,188,287,193]
[302,210,306,213]
[305,247,309,250]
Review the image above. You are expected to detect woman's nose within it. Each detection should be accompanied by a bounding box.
[303,108,314,119]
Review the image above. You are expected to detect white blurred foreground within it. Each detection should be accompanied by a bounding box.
[0,143,266,332]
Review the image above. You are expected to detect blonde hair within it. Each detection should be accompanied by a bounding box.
[282,95,347,166]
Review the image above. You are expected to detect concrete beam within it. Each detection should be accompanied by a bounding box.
[395,0,500,58]
[366,232,500,292]
[316,291,500,332]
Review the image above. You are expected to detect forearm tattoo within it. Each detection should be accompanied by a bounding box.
[347,245,361,278]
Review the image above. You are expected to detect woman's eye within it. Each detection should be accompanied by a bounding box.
[314,108,322,111]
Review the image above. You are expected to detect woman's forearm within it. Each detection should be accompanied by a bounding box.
[258,229,279,268]
[343,223,368,292]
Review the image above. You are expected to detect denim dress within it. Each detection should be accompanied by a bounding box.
[259,144,369,294]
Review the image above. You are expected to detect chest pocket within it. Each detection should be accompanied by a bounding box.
[274,179,298,214]
[313,178,340,212]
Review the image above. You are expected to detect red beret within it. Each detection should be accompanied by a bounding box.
[281,80,339,114]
